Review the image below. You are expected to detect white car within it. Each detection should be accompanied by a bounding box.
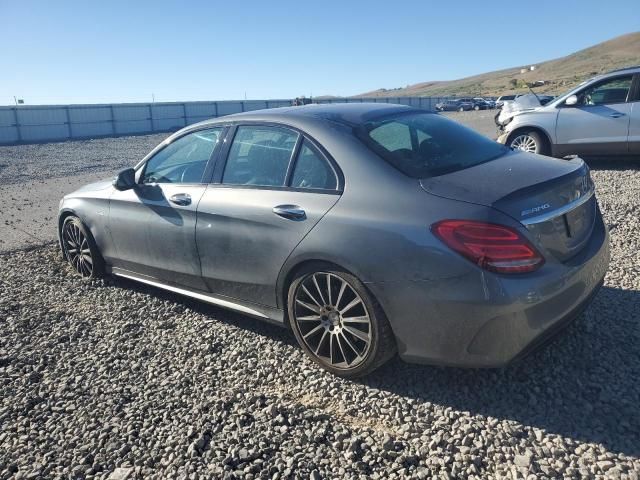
[497,66,640,157]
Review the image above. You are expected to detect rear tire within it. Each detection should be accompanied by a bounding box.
[61,216,105,279]
[458,107,464,112]
[288,265,396,378]
[509,130,550,156]
[474,105,480,111]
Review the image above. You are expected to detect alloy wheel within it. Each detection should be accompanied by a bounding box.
[510,134,538,153]
[62,220,93,277]
[293,272,372,370]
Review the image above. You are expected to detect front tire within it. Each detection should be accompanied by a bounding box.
[509,130,549,155]
[288,266,396,378]
[458,107,464,112]
[61,216,104,279]
[474,105,480,111]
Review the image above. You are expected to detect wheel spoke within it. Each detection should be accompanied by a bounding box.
[335,280,347,310]
[343,325,370,344]
[301,285,322,307]
[342,315,370,324]
[340,331,362,358]
[326,274,332,306]
[340,297,362,316]
[296,299,321,314]
[303,324,324,339]
[314,330,328,355]
[312,274,327,305]
[297,314,321,322]
[329,334,334,365]
[335,333,348,365]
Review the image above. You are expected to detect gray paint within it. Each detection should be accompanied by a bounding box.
[58,103,609,367]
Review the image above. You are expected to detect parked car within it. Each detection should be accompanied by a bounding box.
[435,99,474,112]
[496,95,517,108]
[497,66,640,156]
[474,97,495,109]
[58,103,609,378]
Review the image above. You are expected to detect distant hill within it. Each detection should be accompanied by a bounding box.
[355,32,640,98]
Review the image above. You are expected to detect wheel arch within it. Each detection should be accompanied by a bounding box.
[57,209,80,254]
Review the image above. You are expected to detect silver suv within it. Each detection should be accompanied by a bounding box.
[497,66,640,157]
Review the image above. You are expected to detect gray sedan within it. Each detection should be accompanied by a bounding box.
[58,103,609,378]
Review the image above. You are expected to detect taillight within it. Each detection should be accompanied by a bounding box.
[431,220,544,274]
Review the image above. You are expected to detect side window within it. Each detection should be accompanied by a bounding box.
[291,140,337,190]
[222,126,298,187]
[142,128,221,184]
[369,121,412,152]
[579,76,632,106]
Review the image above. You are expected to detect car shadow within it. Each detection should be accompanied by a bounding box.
[110,278,639,457]
[583,156,640,170]
[361,285,640,457]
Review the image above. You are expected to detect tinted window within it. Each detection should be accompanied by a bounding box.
[579,75,632,105]
[369,121,412,151]
[142,128,221,184]
[357,112,508,178]
[291,140,337,190]
[223,126,298,187]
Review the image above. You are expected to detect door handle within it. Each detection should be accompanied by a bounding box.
[169,193,192,206]
[272,204,306,220]
[609,112,625,118]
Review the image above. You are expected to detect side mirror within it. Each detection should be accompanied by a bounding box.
[564,94,578,106]
[113,168,136,191]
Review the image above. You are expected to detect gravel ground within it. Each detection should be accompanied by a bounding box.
[0,134,167,186]
[1,113,639,479]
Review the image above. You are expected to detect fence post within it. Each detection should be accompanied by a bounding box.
[149,104,154,132]
[110,105,116,135]
[65,106,72,139]
[182,103,188,126]
[13,107,22,142]
[214,102,219,118]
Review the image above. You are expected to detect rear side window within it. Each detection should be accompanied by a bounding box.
[357,112,508,178]
[291,140,337,190]
[222,126,298,187]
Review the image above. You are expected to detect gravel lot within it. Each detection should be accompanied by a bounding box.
[1,113,639,479]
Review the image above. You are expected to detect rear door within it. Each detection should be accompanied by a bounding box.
[108,127,223,289]
[627,74,640,154]
[555,74,633,155]
[196,124,341,307]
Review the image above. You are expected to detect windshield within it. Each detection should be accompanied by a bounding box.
[356,112,509,178]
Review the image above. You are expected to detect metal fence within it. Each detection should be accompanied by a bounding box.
[0,97,451,145]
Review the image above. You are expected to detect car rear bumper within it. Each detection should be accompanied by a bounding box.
[367,214,610,368]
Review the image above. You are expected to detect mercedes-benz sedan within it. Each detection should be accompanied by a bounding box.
[58,103,609,378]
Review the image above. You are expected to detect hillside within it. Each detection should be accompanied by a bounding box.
[356,32,640,98]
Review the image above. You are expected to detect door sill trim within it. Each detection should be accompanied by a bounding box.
[111,270,269,319]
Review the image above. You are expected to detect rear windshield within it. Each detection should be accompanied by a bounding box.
[356,112,508,178]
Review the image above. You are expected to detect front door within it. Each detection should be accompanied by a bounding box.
[556,74,633,156]
[196,125,341,307]
[108,127,223,290]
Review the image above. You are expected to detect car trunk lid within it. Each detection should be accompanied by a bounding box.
[420,151,596,262]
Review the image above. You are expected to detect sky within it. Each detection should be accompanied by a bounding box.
[1,0,638,105]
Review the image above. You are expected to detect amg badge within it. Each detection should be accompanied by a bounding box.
[521,203,551,217]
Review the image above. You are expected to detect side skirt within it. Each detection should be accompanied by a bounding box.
[109,266,286,325]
